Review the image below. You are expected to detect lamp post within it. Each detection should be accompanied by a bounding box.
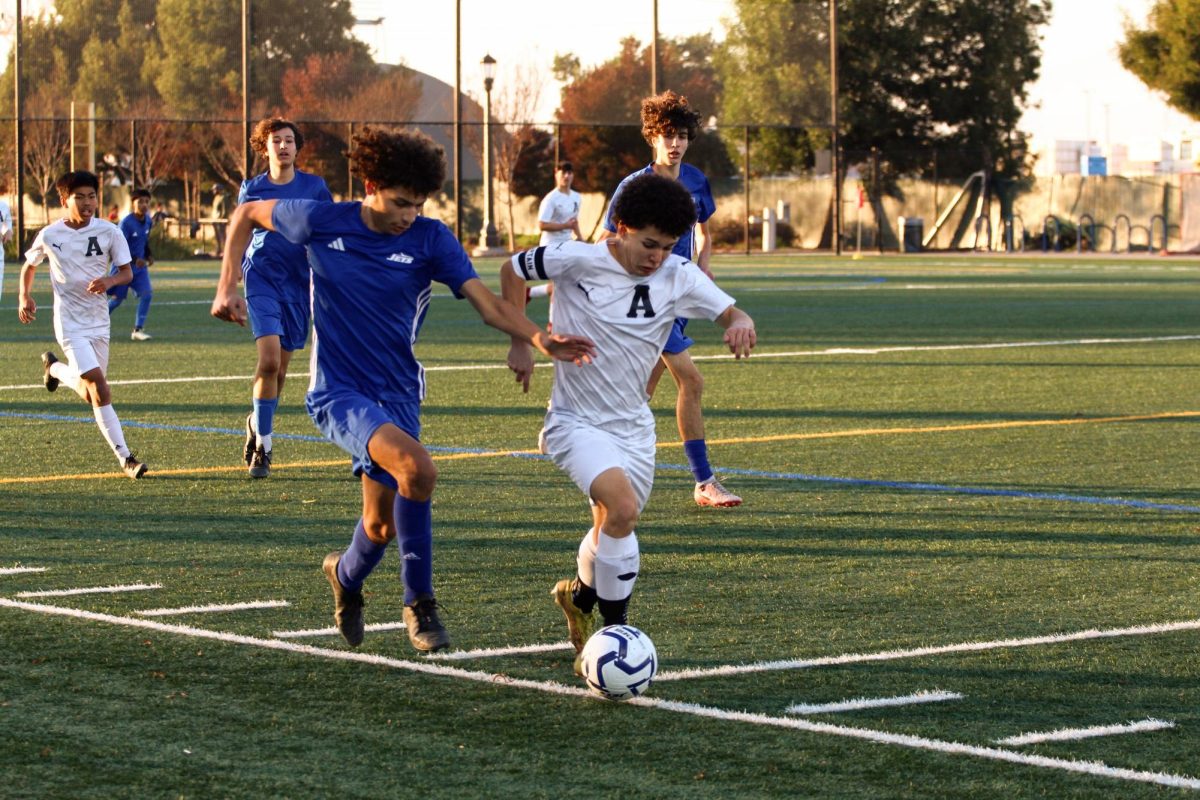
[473,53,504,256]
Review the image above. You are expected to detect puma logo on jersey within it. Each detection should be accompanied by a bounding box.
[50,242,63,251]
[387,252,414,264]
[327,238,346,251]
[576,282,593,301]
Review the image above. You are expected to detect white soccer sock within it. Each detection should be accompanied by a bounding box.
[257,433,272,451]
[593,529,639,601]
[576,528,597,588]
[50,361,82,394]
[93,404,131,461]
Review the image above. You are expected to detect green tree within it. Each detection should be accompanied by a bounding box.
[1119,0,1200,120]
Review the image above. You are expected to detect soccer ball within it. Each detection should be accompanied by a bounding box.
[579,625,658,701]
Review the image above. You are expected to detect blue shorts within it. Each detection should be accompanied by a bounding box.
[663,317,693,354]
[248,294,310,352]
[106,265,152,302]
[306,387,421,489]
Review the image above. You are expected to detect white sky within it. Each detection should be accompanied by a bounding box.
[350,0,1198,151]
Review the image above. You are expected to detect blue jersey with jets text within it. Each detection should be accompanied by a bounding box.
[271,200,479,403]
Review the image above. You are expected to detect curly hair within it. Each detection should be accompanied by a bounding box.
[249,118,305,156]
[55,170,99,202]
[640,90,702,146]
[348,127,446,195]
[610,173,697,238]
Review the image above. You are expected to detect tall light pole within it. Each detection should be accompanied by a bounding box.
[473,54,504,256]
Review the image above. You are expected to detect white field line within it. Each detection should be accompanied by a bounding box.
[428,641,576,660]
[273,621,409,638]
[996,719,1175,746]
[135,600,290,617]
[14,582,162,598]
[2,334,1196,392]
[787,690,963,715]
[657,618,1200,681]
[1,597,1195,792]
[0,567,47,575]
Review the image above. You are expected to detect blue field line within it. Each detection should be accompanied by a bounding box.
[667,462,1200,514]
[5,410,1196,512]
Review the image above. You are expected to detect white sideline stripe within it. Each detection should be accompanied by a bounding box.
[0,598,1197,791]
[0,567,47,575]
[135,600,290,617]
[3,334,1196,391]
[14,582,162,598]
[656,618,1200,681]
[996,718,1175,746]
[787,690,963,715]
[273,621,409,638]
[428,641,576,660]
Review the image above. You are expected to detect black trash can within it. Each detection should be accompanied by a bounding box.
[898,216,923,252]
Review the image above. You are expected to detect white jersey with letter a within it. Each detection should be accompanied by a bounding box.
[25,218,131,340]
[511,241,735,433]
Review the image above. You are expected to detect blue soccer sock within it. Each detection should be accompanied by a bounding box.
[134,294,152,329]
[683,439,715,485]
[394,494,433,604]
[252,397,278,450]
[336,520,388,592]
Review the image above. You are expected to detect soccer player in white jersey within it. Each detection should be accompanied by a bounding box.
[18,170,147,479]
[537,161,582,246]
[502,173,756,673]
[212,128,596,653]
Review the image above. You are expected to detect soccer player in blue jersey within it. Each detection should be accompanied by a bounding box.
[212,127,596,653]
[235,118,333,478]
[600,91,742,508]
[107,188,155,341]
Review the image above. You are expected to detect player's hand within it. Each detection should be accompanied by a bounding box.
[17,296,35,324]
[135,258,147,268]
[86,277,110,294]
[723,323,756,359]
[537,332,596,366]
[507,343,536,393]
[211,290,248,327]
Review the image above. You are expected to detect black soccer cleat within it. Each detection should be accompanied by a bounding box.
[322,551,364,647]
[248,446,272,479]
[41,351,60,392]
[122,455,148,480]
[242,412,256,466]
[403,594,451,652]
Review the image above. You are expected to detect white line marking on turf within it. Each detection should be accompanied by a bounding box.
[135,600,290,617]
[273,621,409,638]
[14,582,162,598]
[657,618,1200,681]
[427,641,576,660]
[0,567,47,575]
[787,690,963,715]
[0,597,1197,792]
[3,335,1196,391]
[996,718,1175,746]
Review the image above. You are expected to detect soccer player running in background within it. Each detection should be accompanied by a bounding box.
[503,173,756,673]
[212,127,595,653]
[537,161,582,246]
[107,188,156,341]
[235,118,333,478]
[600,90,742,508]
[18,170,147,479]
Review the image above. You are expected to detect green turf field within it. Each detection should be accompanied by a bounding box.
[2,252,1198,798]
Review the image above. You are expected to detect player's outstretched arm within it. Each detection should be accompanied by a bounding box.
[211,200,277,326]
[499,261,536,392]
[462,277,596,367]
[715,306,756,359]
[17,262,37,324]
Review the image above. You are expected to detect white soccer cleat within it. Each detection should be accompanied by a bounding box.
[694,478,742,508]
[130,329,152,341]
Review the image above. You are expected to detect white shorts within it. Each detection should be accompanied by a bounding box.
[59,332,110,376]
[540,412,656,511]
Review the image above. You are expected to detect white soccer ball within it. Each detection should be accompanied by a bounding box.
[580,624,658,701]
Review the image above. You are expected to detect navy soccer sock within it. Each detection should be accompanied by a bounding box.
[394,494,433,604]
[336,520,387,592]
[683,439,715,484]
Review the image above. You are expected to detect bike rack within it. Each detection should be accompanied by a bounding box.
[1149,214,1167,252]
[1076,214,1096,253]
[1112,214,1131,253]
[1041,215,1060,252]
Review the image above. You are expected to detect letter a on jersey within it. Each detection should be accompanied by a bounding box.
[85,237,103,256]
[626,285,656,318]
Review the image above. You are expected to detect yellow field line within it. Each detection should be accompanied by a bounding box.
[4,410,1196,485]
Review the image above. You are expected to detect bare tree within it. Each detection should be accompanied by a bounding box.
[488,63,544,251]
[22,88,71,224]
